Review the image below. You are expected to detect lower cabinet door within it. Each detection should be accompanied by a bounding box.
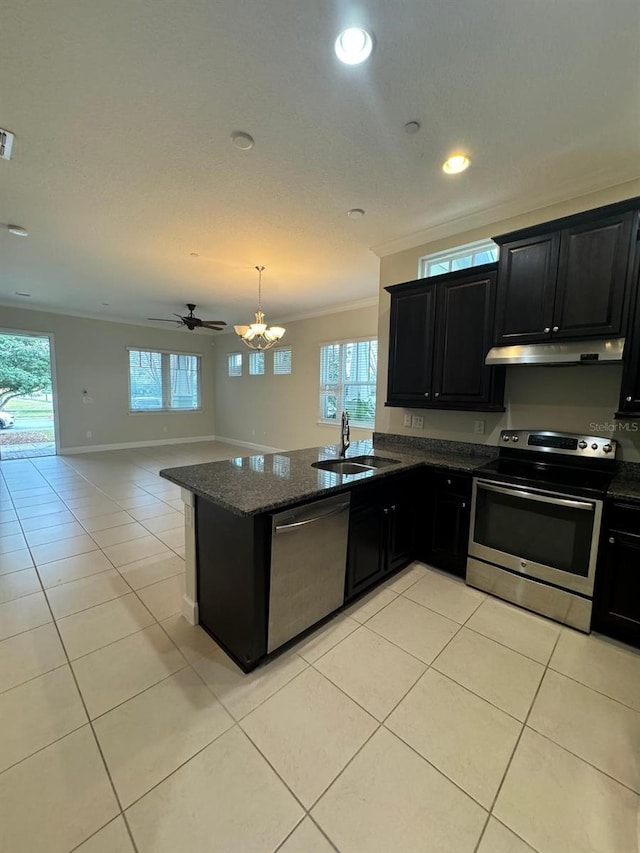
[593,531,640,648]
[386,498,415,573]
[424,491,470,577]
[346,504,385,600]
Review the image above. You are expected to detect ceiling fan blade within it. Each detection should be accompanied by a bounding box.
[201,320,227,326]
[200,324,225,330]
[148,317,182,322]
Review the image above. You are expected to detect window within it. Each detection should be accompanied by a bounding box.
[129,349,200,411]
[319,338,377,428]
[419,239,498,278]
[249,352,265,375]
[228,353,242,377]
[273,346,292,375]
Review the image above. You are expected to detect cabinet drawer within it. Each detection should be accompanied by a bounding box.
[429,471,470,496]
[608,501,640,533]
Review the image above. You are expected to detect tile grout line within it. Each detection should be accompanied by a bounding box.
[470,629,564,853]
[8,492,142,853]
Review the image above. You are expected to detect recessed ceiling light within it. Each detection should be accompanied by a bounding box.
[7,224,28,237]
[442,154,471,175]
[347,208,365,218]
[231,131,255,150]
[334,28,374,65]
[15,291,30,297]
[190,252,199,257]
[404,121,421,134]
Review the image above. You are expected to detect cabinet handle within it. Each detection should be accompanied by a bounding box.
[627,396,632,402]
[391,505,396,512]
[461,503,466,509]
[609,536,615,544]
[446,479,452,486]
[553,326,559,332]
[544,327,551,333]
[424,392,430,397]
[434,392,440,397]
[383,508,389,516]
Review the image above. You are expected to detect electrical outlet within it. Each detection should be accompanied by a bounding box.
[403,414,412,427]
[474,419,486,435]
[86,430,92,439]
[411,415,424,429]
[163,426,168,433]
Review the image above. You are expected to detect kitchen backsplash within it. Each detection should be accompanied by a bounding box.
[376,363,640,462]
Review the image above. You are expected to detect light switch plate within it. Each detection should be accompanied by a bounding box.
[412,415,424,429]
[403,414,412,427]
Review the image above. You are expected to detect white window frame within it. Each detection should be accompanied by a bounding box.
[228,352,243,377]
[418,239,499,278]
[273,346,292,375]
[249,351,265,375]
[127,347,202,413]
[318,336,377,429]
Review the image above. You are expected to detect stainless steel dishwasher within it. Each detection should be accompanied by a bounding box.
[267,492,351,653]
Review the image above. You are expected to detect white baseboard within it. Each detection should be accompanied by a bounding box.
[213,435,284,454]
[60,435,218,454]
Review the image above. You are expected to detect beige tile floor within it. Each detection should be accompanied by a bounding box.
[1,441,639,853]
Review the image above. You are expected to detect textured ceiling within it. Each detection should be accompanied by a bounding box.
[1,0,639,327]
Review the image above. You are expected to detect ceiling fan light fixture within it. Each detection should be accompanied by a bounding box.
[235,267,286,350]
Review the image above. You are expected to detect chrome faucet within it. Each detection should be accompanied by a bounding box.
[339,410,350,458]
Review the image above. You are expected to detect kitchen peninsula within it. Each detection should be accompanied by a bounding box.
[160,436,495,671]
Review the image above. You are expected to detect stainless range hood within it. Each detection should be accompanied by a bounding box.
[485,338,625,366]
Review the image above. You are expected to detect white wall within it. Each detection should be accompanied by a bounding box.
[0,305,216,451]
[213,304,379,451]
[375,180,640,462]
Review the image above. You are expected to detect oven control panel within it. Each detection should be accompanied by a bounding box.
[499,430,616,458]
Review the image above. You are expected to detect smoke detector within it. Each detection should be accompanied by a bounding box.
[0,129,15,161]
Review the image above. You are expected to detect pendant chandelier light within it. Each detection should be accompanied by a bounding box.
[234,266,286,350]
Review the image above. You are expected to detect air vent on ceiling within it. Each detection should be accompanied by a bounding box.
[0,129,15,160]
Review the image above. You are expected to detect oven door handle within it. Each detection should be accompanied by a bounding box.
[476,481,595,511]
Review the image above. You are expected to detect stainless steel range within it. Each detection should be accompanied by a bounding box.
[467,430,618,632]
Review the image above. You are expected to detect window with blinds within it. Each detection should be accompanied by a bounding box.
[319,338,377,428]
[129,349,200,411]
[249,352,265,375]
[273,347,292,375]
[228,353,242,376]
[418,239,498,278]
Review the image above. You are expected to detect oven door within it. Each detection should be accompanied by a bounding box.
[469,479,602,596]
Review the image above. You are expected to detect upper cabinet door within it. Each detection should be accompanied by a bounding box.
[386,284,436,404]
[494,233,559,345]
[552,213,634,340]
[432,272,497,404]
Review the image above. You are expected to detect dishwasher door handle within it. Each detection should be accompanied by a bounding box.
[274,502,350,533]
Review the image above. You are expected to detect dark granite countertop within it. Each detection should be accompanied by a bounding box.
[160,436,498,517]
[608,463,640,502]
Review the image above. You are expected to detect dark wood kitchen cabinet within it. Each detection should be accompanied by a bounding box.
[592,501,640,648]
[493,233,559,345]
[386,264,505,411]
[616,229,640,417]
[386,284,436,404]
[418,471,471,577]
[493,203,637,345]
[345,474,417,601]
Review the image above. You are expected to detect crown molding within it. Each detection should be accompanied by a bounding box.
[370,176,640,258]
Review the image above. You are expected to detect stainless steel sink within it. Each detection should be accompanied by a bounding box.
[312,459,372,474]
[311,455,400,474]
[348,455,400,468]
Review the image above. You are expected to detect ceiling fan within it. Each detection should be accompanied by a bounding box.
[148,303,227,332]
